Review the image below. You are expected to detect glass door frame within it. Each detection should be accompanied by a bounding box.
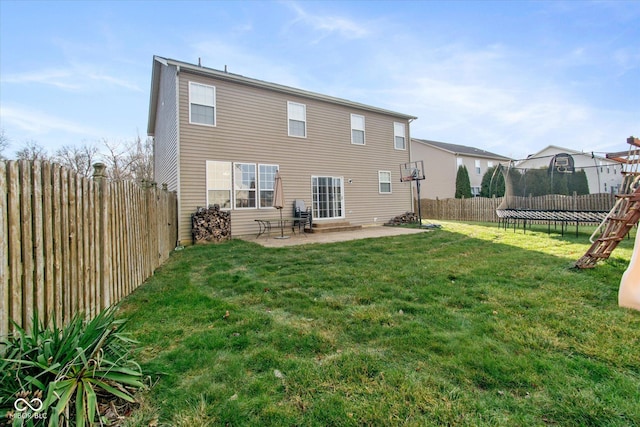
[311,176,345,220]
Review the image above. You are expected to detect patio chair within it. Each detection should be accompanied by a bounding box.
[293,199,313,233]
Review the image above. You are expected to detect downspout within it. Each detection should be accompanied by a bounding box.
[175,65,182,246]
[407,118,416,213]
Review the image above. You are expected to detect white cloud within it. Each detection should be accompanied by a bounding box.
[284,1,371,41]
[376,48,635,160]
[190,40,305,89]
[1,64,142,92]
[0,105,101,136]
[1,69,80,90]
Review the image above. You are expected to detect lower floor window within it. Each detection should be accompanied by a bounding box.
[206,161,232,208]
[259,164,278,208]
[235,163,257,208]
[206,161,279,210]
[378,171,392,194]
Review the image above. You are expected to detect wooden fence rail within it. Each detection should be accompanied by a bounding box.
[0,160,178,337]
[420,193,616,223]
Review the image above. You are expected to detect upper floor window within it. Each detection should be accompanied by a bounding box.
[259,164,279,208]
[351,114,365,145]
[394,122,406,150]
[288,102,306,137]
[475,160,481,175]
[189,82,216,126]
[456,157,463,168]
[379,171,392,194]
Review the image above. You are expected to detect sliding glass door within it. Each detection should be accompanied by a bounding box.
[312,176,344,219]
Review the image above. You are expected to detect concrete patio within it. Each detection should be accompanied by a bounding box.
[238,225,438,247]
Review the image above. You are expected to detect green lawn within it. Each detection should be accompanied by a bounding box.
[118,221,640,426]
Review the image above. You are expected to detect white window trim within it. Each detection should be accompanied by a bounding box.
[287,101,307,138]
[394,122,406,150]
[258,164,280,209]
[233,162,257,210]
[351,114,365,145]
[475,160,481,175]
[378,170,392,194]
[206,160,232,210]
[189,82,216,127]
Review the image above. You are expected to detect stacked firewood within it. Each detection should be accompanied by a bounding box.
[191,205,231,243]
[386,211,419,225]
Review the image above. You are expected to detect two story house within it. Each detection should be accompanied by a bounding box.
[411,138,512,199]
[148,56,417,244]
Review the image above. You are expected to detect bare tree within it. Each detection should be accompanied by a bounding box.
[54,142,100,177]
[128,135,154,184]
[102,139,135,182]
[15,140,49,161]
[0,128,8,160]
[101,136,153,184]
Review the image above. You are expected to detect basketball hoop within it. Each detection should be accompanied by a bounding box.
[400,161,430,228]
[400,161,425,182]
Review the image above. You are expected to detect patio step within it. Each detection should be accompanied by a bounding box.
[311,221,362,234]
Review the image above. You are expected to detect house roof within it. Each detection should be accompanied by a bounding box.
[521,145,613,163]
[412,138,512,161]
[148,55,417,136]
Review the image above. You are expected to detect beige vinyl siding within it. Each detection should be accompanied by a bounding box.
[152,64,179,192]
[411,142,457,199]
[175,71,412,242]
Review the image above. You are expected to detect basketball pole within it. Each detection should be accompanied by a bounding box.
[415,177,423,227]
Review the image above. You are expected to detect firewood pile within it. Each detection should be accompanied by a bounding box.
[191,205,231,243]
[386,211,419,225]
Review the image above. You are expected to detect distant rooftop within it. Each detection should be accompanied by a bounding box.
[412,138,512,161]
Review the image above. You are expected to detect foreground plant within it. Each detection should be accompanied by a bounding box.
[1,307,145,426]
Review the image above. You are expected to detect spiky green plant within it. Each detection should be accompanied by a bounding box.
[1,307,144,426]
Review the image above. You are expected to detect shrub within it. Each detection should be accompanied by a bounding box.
[455,165,472,198]
[1,307,144,426]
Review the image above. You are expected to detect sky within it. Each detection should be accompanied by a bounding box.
[1,0,639,161]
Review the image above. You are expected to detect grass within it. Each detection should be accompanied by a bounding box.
[118,221,640,426]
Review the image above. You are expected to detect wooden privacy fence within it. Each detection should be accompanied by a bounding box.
[0,160,178,338]
[420,193,616,223]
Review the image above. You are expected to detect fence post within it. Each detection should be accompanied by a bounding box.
[0,162,8,338]
[92,163,111,310]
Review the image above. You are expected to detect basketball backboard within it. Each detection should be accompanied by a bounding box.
[400,160,425,182]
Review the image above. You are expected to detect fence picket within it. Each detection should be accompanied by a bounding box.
[32,162,45,324]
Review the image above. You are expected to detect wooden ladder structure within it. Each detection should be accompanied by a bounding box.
[575,136,640,268]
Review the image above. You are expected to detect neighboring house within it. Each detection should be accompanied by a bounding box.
[411,138,512,199]
[516,145,624,194]
[148,56,417,244]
